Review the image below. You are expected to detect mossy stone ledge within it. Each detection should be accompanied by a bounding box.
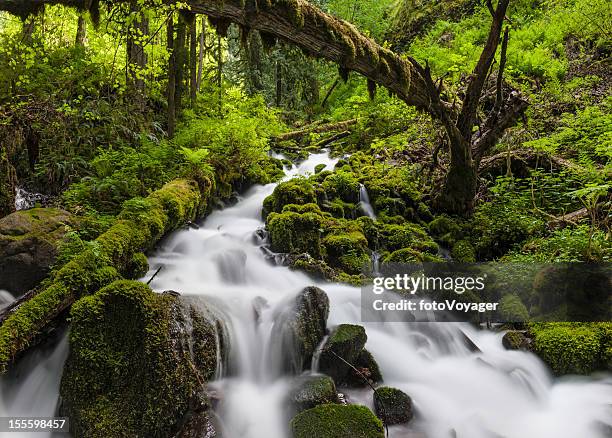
[0,178,206,372]
[60,280,227,437]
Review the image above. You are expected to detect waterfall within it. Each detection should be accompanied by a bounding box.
[359,183,376,219]
[1,150,610,438]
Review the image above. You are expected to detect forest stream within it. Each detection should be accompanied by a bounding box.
[1,150,611,438]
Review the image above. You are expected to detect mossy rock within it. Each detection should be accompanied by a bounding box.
[314,164,326,174]
[378,222,437,254]
[290,404,384,438]
[321,171,360,203]
[276,286,330,373]
[60,281,227,437]
[288,253,338,281]
[288,375,340,414]
[530,323,612,375]
[344,349,383,387]
[374,197,406,217]
[0,208,74,294]
[323,231,370,275]
[320,198,357,219]
[502,331,532,351]
[428,215,462,247]
[383,248,425,264]
[318,324,367,384]
[263,178,316,219]
[451,239,476,262]
[267,211,322,257]
[373,386,413,425]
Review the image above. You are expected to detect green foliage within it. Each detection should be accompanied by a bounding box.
[291,404,384,438]
[498,294,530,323]
[530,322,612,375]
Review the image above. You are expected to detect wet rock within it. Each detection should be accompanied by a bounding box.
[318,324,367,384]
[502,330,532,351]
[288,375,340,414]
[0,208,73,294]
[278,286,330,373]
[290,404,384,438]
[373,386,414,425]
[60,281,228,437]
[174,411,220,438]
[343,349,383,387]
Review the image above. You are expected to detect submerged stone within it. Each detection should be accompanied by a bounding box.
[373,386,414,425]
[318,324,367,384]
[288,374,340,414]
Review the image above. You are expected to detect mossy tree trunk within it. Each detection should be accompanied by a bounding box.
[127,0,149,110]
[0,151,17,218]
[167,13,176,137]
[75,13,87,46]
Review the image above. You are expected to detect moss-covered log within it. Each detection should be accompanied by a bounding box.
[0,0,431,112]
[0,178,207,372]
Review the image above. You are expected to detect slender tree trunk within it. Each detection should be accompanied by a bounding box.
[196,17,205,91]
[127,1,149,110]
[75,14,87,46]
[189,14,197,106]
[217,32,223,113]
[166,14,176,137]
[21,16,36,44]
[0,151,16,217]
[275,59,282,107]
[175,13,187,115]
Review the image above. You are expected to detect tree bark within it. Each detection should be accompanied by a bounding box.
[127,1,149,110]
[189,13,197,106]
[196,17,206,91]
[275,59,282,107]
[75,13,87,46]
[175,12,187,114]
[167,14,176,137]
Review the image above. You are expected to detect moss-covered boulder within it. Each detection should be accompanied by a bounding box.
[378,222,437,254]
[263,178,316,219]
[60,281,227,438]
[288,253,338,281]
[343,349,383,387]
[267,211,322,257]
[373,386,413,425]
[321,171,360,203]
[276,286,330,373]
[125,252,149,280]
[288,375,340,414]
[318,324,367,384]
[451,239,476,262]
[428,215,462,247]
[530,323,612,375]
[291,404,384,438]
[323,231,370,275]
[0,208,74,294]
[502,330,532,351]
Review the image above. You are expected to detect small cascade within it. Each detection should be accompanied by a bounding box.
[358,183,376,219]
[0,289,14,311]
[14,187,49,211]
[371,251,381,276]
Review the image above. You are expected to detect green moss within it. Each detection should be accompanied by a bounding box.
[378,222,437,254]
[289,375,340,414]
[451,239,476,262]
[61,280,219,437]
[314,164,326,174]
[321,171,360,203]
[374,197,406,217]
[0,178,206,372]
[268,211,322,257]
[126,252,149,279]
[263,178,317,219]
[383,248,424,263]
[429,215,462,247]
[498,294,529,323]
[323,231,370,275]
[530,323,612,375]
[291,404,384,438]
[319,324,368,384]
[373,386,413,425]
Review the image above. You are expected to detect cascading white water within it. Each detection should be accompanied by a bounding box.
[1,150,610,438]
[0,289,14,311]
[146,150,612,438]
[358,183,376,219]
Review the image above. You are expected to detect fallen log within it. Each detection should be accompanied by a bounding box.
[276,118,359,142]
[0,178,209,372]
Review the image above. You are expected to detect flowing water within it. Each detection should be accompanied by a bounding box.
[359,183,377,220]
[1,150,611,438]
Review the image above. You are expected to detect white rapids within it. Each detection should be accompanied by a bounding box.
[1,150,611,438]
